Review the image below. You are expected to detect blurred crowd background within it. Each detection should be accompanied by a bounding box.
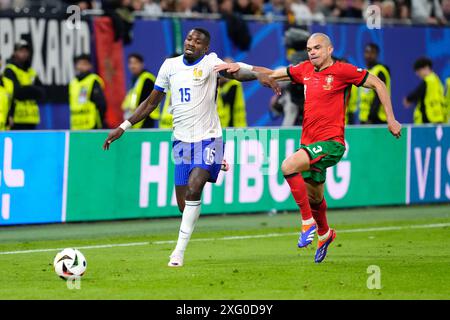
[1,0,449,25]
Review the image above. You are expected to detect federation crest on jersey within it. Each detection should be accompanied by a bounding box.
[323,75,334,90]
[193,68,203,80]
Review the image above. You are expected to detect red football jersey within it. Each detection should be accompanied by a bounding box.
[287,60,368,145]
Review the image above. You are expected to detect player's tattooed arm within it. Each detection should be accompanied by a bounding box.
[362,73,402,139]
[103,90,165,150]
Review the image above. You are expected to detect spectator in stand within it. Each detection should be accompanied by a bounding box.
[142,0,162,14]
[193,0,218,13]
[264,0,286,17]
[250,0,265,16]
[396,0,411,19]
[176,0,195,14]
[219,0,252,50]
[160,0,176,11]
[442,0,450,21]
[235,0,253,15]
[333,0,365,18]
[63,0,97,9]
[291,0,325,25]
[307,0,326,21]
[345,0,364,18]
[381,0,396,19]
[131,0,144,10]
[332,0,347,17]
[102,0,136,44]
[411,0,447,25]
[320,0,336,17]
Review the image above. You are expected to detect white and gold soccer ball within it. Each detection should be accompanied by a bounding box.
[53,248,87,279]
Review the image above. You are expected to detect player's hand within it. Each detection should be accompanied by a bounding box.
[256,73,281,96]
[387,119,402,139]
[214,63,240,74]
[103,127,124,150]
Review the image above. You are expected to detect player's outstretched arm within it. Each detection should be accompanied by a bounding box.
[214,63,290,81]
[214,63,282,95]
[362,73,402,139]
[103,90,165,150]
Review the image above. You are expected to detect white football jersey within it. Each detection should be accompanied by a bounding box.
[154,53,225,143]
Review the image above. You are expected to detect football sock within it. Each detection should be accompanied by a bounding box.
[284,173,313,223]
[311,198,330,238]
[173,200,201,256]
[318,229,331,243]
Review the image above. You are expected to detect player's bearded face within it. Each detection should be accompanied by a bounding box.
[184,31,208,61]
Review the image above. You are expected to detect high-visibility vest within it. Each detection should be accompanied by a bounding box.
[413,72,445,124]
[0,77,13,130]
[359,64,391,123]
[445,77,450,123]
[345,85,358,124]
[122,71,159,129]
[69,73,104,130]
[159,91,173,129]
[5,63,40,125]
[217,79,247,127]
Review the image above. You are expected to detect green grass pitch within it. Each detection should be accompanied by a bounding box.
[0,205,449,299]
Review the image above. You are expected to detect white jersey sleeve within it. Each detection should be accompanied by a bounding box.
[154,59,170,93]
[211,55,226,67]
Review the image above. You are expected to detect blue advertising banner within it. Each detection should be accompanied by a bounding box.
[408,125,450,204]
[0,132,66,225]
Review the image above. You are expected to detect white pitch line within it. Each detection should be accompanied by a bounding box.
[0,242,150,255]
[1,223,449,255]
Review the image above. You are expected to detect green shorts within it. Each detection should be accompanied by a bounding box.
[300,140,346,184]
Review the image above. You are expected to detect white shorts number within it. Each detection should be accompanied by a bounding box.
[312,146,323,154]
[204,147,216,165]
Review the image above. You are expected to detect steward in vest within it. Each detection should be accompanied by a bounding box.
[216,57,248,128]
[403,57,446,124]
[159,90,173,129]
[0,68,13,130]
[4,40,45,130]
[122,53,159,128]
[217,77,247,127]
[69,54,107,130]
[445,77,450,123]
[346,85,358,124]
[359,43,391,124]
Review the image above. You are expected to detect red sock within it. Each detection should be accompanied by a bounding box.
[284,173,313,221]
[311,198,329,236]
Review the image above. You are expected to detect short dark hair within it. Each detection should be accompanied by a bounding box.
[73,54,92,64]
[128,53,144,63]
[365,43,380,54]
[192,28,211,44]
[414,57,433,70]
[14,39,31,51]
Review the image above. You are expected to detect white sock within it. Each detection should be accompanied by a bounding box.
[318,229,331,241]
[172,200,201,256]
[302,218,315,226]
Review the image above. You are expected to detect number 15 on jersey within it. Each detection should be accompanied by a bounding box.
[179,88,191,102]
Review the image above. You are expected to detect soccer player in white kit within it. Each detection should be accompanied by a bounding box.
[103,28,280,267]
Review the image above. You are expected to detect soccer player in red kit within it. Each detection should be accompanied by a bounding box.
[216,33,402,263]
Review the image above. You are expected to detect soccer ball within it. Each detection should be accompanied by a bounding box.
[53,248,87,279]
